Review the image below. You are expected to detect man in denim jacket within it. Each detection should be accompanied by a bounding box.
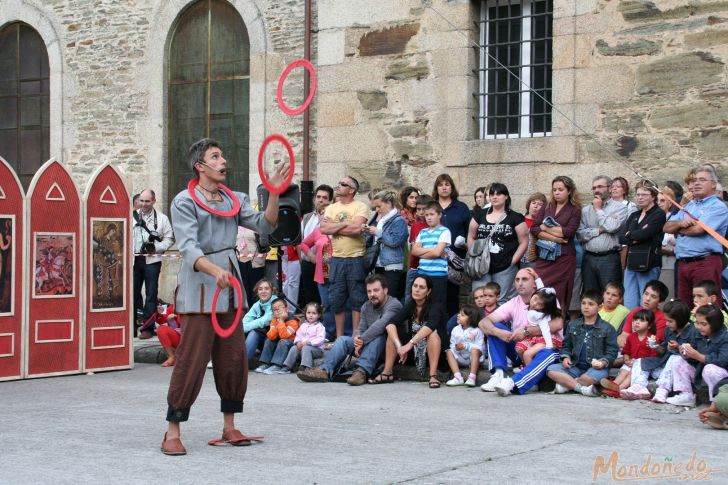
[547,289,619,397]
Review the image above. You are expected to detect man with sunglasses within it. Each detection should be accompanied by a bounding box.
[320,176,369,338]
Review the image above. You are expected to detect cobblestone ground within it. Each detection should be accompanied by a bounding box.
[0,364,724,484]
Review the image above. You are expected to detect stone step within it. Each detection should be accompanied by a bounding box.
[134,339,710,403]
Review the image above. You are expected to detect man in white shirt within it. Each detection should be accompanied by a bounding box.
[133,189,174,337]
[299,184,333,306]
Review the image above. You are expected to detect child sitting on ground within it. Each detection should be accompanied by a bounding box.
[692,280,728,328]
[618,280,669,350]
[279,302,326,374]
[254,298,300,375]
[546,290,619,397]
[621,299,698,403]
[599,282,631,331]
[155,303,181,367]
[445,304,485,387]
[446,283,500,337]
[242,278,275,357]
[600,309,658,395]
[515,287,562,365]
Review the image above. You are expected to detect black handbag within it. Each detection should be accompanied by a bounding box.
[626,245,657,272]
[363,241,381,273]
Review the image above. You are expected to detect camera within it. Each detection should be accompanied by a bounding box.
[142,232,162,254]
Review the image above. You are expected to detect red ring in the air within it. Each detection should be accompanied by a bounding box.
[257,134,295,195]
[187,179,241,218]
[211,278,244,339]
[276,59,317,116]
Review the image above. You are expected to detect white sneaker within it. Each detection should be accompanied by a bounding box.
[446,376,464,387]
[666,392,696,407]
[254,364,269,373]
[480,373,503,392]
[579,384,598,397]
[275,366,292,374]
[464,377,476,387]
[206,360,213,369]
[263,365,281,375]
[620,384,651,400]
[652,388,668,403]
[495,377,515,397]
[554,383,569,394]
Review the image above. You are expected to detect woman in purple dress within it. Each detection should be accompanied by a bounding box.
[530,176,582,315]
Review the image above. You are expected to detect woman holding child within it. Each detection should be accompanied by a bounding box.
[467,183,529,305]
[379,275,447,388]
[531,176,582,315]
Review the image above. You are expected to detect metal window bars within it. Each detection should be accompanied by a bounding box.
[475,0,553,139]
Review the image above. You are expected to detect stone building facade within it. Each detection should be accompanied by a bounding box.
[1,0,727,212]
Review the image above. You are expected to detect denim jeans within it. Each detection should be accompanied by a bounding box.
[318,281,336,340]
[133,258,162,322]
[623,266,661,310]
[259,338,294,366]
[403,268,419,303]
[320,335,386,377]
[245,330,264,361]
[283,344,324,369]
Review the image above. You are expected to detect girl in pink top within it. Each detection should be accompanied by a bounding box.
[279,303,327,373]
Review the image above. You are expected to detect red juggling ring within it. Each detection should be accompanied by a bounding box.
[276,59,317,116]
[257,134,295,195]
[211,278,244,338]
[187,179,241,218]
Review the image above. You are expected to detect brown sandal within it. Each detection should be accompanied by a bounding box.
[429,375,441,389]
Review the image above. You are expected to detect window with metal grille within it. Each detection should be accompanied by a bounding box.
[167,0,250,205]
[477,0,552,139]
[0,22,50,189]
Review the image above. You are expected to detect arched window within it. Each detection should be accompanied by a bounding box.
[168,0,250,203]
[0,22,50,189]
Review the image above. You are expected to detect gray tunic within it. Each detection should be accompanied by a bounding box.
[171,188,275,314]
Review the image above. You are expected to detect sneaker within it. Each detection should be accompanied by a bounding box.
[652,388,668,403]
[263,365,281,375]
[495,377,515,397]
[275,366,292,374]
[254,364,269,373]
[464,377,476,387]
[206,360,213,369]
[666,392,696,407]
[446,376,464,387]
[296,367,329,383]
[346,369,368,386]
[480,373,503,392]
[554,383,569,394]
[579,384,598,397]
[620,384,651,400]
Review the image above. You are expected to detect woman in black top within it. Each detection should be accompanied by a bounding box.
[375,275,446,388]
[619,180,666,309]
[466,183,529,304]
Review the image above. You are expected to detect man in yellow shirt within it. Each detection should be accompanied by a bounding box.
[320,176,369,337]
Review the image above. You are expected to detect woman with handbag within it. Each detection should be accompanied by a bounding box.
[619,181,666,309]
[466,183,529,305]
[365,190,409,299]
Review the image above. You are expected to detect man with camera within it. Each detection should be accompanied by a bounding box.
[133,189,174,338]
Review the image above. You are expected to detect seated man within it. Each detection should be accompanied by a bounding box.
[296,274,402,385]
[478,268,565,396]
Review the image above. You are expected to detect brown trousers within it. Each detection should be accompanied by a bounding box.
[166,312,247,422]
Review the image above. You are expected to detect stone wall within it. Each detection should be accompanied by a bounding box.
[1,0,310,209]
[314,0,728,208]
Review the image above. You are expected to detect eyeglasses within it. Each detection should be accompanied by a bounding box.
[337,181,353,189]
[591,185,608,190]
